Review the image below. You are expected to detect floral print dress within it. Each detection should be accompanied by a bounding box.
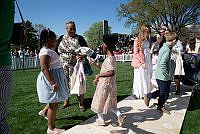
[58,35,81,88]
[91,56,117,114]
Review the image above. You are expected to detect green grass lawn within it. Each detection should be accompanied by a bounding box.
[8,62,200,134]
[181,95,200,134]
[8,62,133,134]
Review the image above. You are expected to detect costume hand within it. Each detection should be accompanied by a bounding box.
[142,63,146,69]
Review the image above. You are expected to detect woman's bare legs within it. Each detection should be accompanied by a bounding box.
[78,94,85,112]
[175,78,180,95]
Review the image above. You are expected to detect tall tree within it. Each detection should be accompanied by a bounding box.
[34,24,45,37]
[34,24,45,47]
[117,0,200,35]
[83,21,112,48]
[25,20,39,50]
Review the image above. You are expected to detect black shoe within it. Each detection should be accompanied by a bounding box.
[60,104,70,110]
[175,90,180,95]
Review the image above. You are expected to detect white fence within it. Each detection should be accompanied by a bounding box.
[98,54,133,62]
[11,54,133,70]
[11,56,40,70]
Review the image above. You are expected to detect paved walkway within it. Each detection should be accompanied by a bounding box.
[64,84,192,134]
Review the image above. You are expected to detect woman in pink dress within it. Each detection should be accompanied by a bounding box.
[90,34,126,126]
[131,24,153,99]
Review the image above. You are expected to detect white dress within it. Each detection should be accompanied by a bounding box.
[133,41,153,98]
[37,48,70,103]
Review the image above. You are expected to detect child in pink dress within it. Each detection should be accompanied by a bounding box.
[151,50,159,89]
[91,34,126,126]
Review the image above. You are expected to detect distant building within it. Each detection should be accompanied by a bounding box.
[186,23,200,38]
[11,23,26,48]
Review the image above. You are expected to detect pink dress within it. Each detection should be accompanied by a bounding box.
[91,56,117,114]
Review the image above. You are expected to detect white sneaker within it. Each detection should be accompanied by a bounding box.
[95,119,106,126]
[47,128,65,134]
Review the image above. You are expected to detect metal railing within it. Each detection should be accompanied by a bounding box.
[11,54,133,70]
[11,56,40,70]
[98,54,133,62]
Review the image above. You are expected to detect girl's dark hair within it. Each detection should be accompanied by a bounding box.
[103,34,118,51]
[188,37,196,51]
[40,29,56,48]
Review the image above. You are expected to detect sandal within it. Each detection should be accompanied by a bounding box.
[47,128,65,134]
[79,106,86,112]
[38,110,48,120]
[95,119,106,126]
[60,104,70,110]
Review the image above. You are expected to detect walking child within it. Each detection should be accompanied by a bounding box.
[37,29,70,134]
[144,32,178,115]
[91,34,126,126]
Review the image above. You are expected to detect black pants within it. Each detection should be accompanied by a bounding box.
[0,66,13,134]
[147,79,171,108]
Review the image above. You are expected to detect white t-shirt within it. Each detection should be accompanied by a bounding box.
[18,50,24,58]
[39,47,62,70]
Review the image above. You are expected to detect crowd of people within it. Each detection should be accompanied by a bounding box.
[35,22,127,133]
[131,25,200,116]
[36,22,200,134]
[11,48,39,58]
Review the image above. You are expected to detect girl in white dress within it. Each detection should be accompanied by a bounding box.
[37,29,69,134]
[132,24,153,99]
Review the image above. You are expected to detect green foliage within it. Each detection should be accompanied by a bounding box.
[83,21,112,48]
[117,0,200,35]
[25,20,39,50]
[34,24,45,36]
[34,24,45,48]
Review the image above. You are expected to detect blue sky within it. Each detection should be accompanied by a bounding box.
[14,0,132,36]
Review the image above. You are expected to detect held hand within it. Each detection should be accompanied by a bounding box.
[52,83,58,92]
[72,56,77,63]
[89,60,94,65]
[93,79,97,86]
[93,75,100,86]
[77,55,84,61]
[95,74,100,81]
[142,63,146,70]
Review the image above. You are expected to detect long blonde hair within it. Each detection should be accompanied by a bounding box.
[137,24,151,48]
